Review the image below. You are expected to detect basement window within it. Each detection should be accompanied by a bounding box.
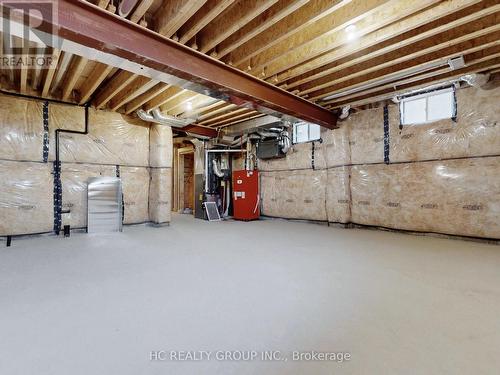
[293,122,321,143]
[400,87,456,125]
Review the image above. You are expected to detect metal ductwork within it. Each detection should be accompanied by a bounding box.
[339,105,351,120]
[186,132,211,140]
[151,108,195,127]
[118,0,140,17]
[136,109,155,122]
[279,131,291,154]
[212,160,225,178]
[136,109,195,128]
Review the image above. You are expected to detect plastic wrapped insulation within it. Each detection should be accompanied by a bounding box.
[0,95,44,162]
[461,73,490,88]
[259,142,313,171]
[350,157,499,238]
[49,105,150,166]
[0,160,53,235]
[260,170,327,221]
[326,166,351,224]
[258,85,500,239]
[149,168,172,224]
[149,124,173,168]
[121,167,150,224]
[0,93,173,235]
[391,86,500,162]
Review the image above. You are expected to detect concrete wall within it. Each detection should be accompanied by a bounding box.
[259,86,500,239]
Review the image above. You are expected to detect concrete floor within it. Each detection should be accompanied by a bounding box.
[1,214,499,375]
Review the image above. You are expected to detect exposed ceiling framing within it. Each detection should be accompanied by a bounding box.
[0,0,498,133]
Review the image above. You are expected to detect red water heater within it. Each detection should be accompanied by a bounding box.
[232,169,260,221]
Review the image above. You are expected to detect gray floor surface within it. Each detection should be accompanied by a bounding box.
[1,214,499,375]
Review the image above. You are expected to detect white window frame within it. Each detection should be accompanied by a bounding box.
[399,86,457,126]
[292,122,321,144]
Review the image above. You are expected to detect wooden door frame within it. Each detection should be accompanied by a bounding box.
[174,146,194,213]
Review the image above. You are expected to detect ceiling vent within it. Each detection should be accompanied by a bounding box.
[448,56,466,70]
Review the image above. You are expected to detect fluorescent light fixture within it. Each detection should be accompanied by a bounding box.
[186,101,193,110]
[322,59,450,102]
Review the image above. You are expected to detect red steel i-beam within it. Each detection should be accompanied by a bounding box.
[5,0,338,130]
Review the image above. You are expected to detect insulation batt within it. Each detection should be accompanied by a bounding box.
[0,95,44,162]
[326,166,351,224]
[121,167,150,224]
[261,169,327,221]
[350,157,500,238]
[149,124,173,168]
[0,160,53,235]
[149,168,172,224]
[258,86,500,239]
[0,94,173,235]
[49,104,150,166]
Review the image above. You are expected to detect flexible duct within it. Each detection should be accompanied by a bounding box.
[280,131,291,154]
[257,131,279,138]
[212,159,225,178]
[339,105,351,120]
[461,73,490,89]
[136,109,195,128]
[137,109,155,122]
[151,108,195,127]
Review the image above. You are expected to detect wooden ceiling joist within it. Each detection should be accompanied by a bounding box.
[278,0,499,86]
[19,39,28,94]
[329,56,500,109]
[2,0,499,131]
[227,0,351,67]
[199,107,251,126]
[189,100,228,118]
[325,48,500,108]
[93,70,137,108]
[178,0,236,45]
[250,0,442,79]
[211,111,262,128]
[217,114,265,129]
[169,95,216,117]
[160,92,200,113]
[96,0,110,8]
[108,76,157,111]
[41,48,61,97]
[197,103,237,121]
[61,55,88,101]
[51,51,72,95]
[318,43,500,104]
[129,0,155,23]
[216,0,309,60]
[31,45,45,91]
[301,13,500,99]
[143,86,184,111]
[6,0,338,128]
[156,0,208,38]
[124,83,170,114]
[198,0,279,54]
[78,63,113,104]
